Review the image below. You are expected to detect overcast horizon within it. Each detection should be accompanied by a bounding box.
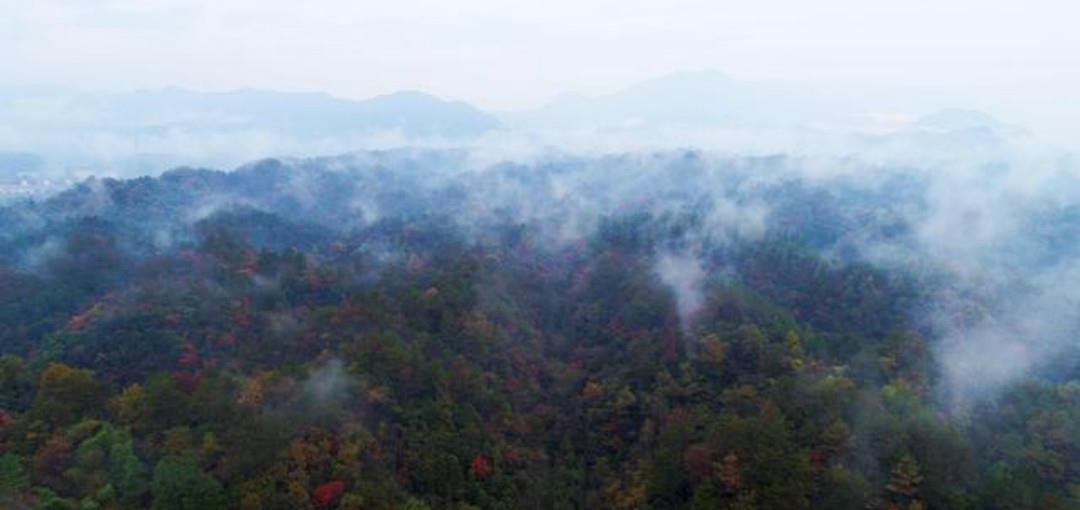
[2,0,1078,142]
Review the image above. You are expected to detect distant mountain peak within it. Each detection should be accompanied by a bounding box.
[917,108,1002,131]
[370,89,442,101]
[510,69,825,130]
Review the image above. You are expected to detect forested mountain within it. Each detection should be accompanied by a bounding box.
[0,150,1077,509]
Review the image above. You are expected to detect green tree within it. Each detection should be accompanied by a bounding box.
[0,453,29,496]
[886,452,923,504]
[151,456,226,510]
[818,466,870,510]
[144,373,192,432]
[69,424,146,505]
[0,355,33,411]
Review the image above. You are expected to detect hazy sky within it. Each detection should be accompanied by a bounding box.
[2,0,1078,133]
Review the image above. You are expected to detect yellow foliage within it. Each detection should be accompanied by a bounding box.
[582,381,604,400]
[238,372,270,406]
[700,333,727,365]
[111,383,147,430]
[239,491,263,510]
[162,427,191,455]
[286,479,314,510]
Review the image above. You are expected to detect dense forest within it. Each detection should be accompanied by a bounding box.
[0,150,1077,509]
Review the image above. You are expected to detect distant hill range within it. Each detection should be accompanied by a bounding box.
[501,70,1022,139]
[0,86,500,179]
[501,70,829,129]
[0,72,1026,184]
[0,86,500,138]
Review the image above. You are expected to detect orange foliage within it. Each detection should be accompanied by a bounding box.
[581,381,604,400]
[67,303,103,331]
[717,452,740,492]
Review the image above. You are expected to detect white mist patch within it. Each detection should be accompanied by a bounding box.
[18,236,64,272]
[186,194,246,223]
[936,263,1080,408]
[152,228,176,250]
[939,326,1037,405]
[706,197,769,243]
[303,358,351,404]
[655,252,706,332]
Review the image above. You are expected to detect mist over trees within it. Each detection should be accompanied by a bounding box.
[0,149,1077,508]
